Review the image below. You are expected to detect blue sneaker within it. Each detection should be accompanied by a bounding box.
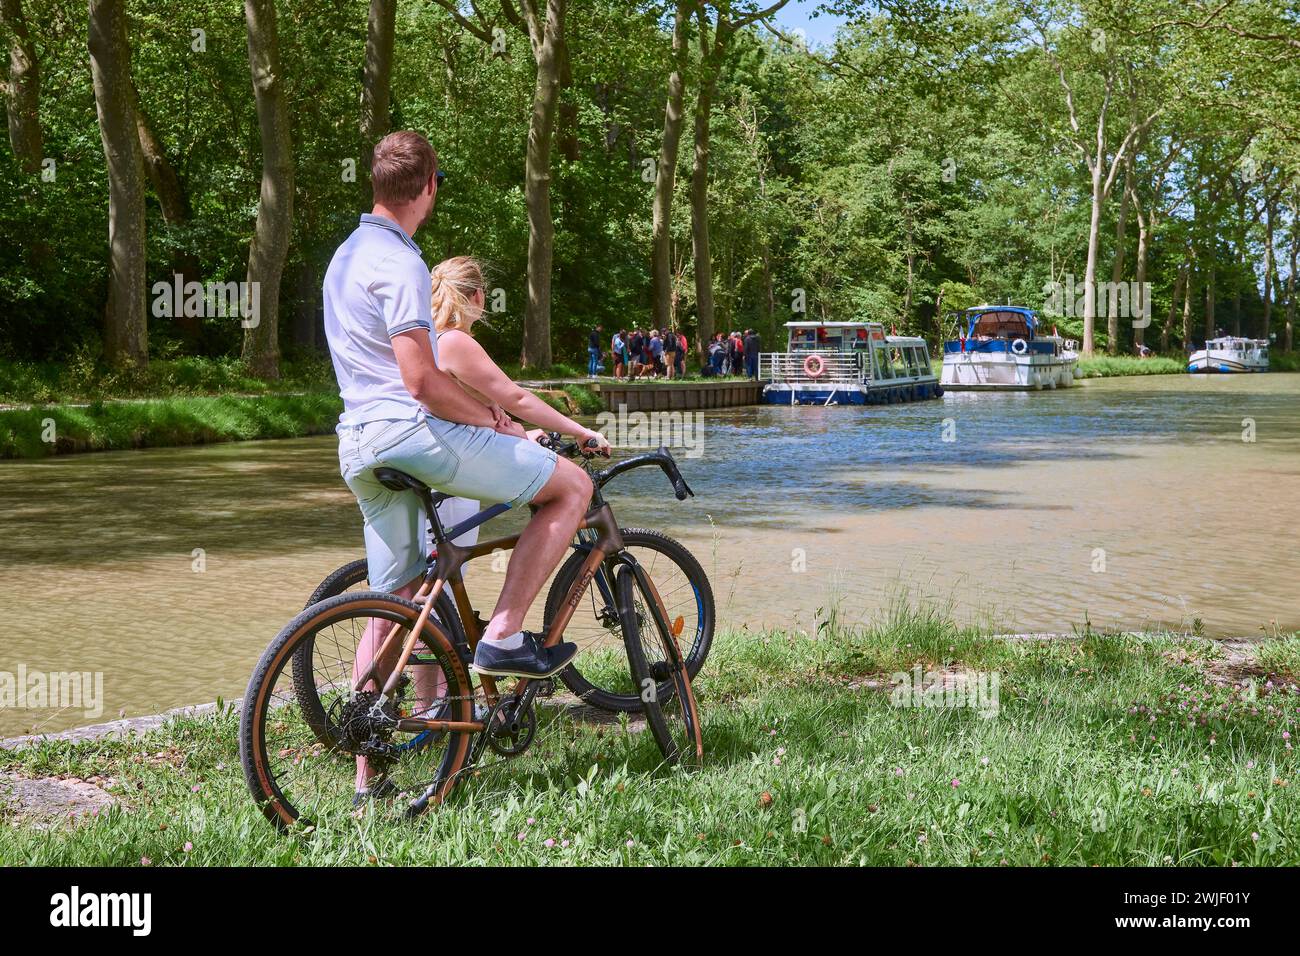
[472,632,578,679]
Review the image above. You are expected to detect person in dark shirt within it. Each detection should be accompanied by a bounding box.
[663,327,679,379]
[588,325,603,378]
[743,329,760,379]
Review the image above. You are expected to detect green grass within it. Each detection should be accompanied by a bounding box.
[0,393,344,458]
[1076,355,1186,377]
[1257,634,1300,682]
[0,355,338,405]
[4,608,1297,866]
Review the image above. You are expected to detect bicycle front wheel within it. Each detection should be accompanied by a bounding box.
[545,529,713,712]
[616,565,703,768]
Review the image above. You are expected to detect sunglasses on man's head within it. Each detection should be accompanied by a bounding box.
[436,170,446,187]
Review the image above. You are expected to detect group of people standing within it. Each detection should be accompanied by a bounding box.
[589,326,762,380]
[705,330,761,379]
[603,326,691,379]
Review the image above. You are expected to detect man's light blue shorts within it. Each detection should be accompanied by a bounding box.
[338,413,558,591]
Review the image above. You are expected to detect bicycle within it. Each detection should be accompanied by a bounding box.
[300,439,714,714]
[239,438,704,829]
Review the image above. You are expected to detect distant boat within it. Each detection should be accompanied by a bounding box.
[940,306,1080,391]
[1188,337,1269,373]
[759,321,942,405]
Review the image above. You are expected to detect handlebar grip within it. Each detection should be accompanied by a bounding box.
[671,476,689,501]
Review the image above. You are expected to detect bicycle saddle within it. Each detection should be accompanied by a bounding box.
[372,467,452,503]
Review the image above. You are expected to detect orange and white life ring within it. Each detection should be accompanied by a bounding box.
[803,353,826,378]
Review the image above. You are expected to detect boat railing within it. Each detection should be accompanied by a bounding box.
[761,352,863,383]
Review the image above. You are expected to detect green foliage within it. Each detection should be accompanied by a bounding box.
[0,0,1296,367]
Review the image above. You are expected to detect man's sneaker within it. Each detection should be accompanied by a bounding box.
[353,776,397,807]
[471,632,578,679]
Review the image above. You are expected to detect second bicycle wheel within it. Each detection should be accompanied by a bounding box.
[544,528,713,712]
[616,564,703,768]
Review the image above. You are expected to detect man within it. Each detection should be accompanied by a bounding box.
[649,329,664,377]
[588,324,603,378]
[743,328,761,379]
[323,131,594,748]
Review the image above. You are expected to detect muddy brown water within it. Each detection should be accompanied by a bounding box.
[1,373,1297,736]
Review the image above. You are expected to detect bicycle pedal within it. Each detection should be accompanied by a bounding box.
[535,677,556,698]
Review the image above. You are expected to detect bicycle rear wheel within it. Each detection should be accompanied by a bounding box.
[615,565,703,768]
[295,560,467,751]
[240,592,475,829]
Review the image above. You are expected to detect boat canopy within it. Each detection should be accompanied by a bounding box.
[1206,336,1268,349]
[784,320,886,353]
[949,306,1037,340]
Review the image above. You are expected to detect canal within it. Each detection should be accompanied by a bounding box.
[2,372,1297,736]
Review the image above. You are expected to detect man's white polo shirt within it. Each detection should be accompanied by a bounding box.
[323,213,436,427]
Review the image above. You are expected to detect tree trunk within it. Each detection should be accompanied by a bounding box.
[690,43,721,364]
[650,1,688,334]
[359,0,395,194]
[130,80,189,226]
[1204,266,1215,341]
[519,0,566,368]
[1107,156,1132,354]
[1286,207,1296,352]
[241,0,294,379]
[1131,197,1148,349]
[1181,259,1193,348]
[1161,268,1182,353]
[89,0,147,366]
[1,0,41,174]
[1262,194,1276,341]
[1081,159,1105,355]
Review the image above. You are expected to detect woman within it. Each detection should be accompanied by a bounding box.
[429,258,609,490]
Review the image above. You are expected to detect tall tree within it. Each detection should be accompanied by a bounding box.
[1,0,41,173]
[360,0,396,188]
[512,0,568,367]
[88,0,147,366]
[1038,28,1160,355]
[241,0,294,379]
[689,1,788,359]
[434,0,568,367]
[650,0,691,335]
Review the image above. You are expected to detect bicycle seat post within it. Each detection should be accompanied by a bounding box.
[421,490,448,545]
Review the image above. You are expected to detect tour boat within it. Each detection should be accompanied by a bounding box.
[759,321,942,405]
[940,306,1079,391]
[1187,337,1269,373]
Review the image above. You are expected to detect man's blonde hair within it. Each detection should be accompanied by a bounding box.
[430,256,486,333]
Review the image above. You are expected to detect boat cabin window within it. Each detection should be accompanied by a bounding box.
[969,310,1033,339]
[788,326,874,353]
[872,342,894,378]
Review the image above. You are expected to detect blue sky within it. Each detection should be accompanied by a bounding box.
[769,1,849,49]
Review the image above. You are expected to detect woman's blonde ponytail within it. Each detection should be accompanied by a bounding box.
[430,256,486,333]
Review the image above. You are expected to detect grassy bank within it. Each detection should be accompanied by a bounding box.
[4,611,1298,865]
[0,356,602,458]
[0,393,345,458]
[1075,355,1186,377]
[0,356,338,405]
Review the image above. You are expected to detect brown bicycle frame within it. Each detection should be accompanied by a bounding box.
[352,502,628,735]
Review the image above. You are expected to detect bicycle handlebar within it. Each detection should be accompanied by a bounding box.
[594,446,694,501]
[536,433,694,502]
